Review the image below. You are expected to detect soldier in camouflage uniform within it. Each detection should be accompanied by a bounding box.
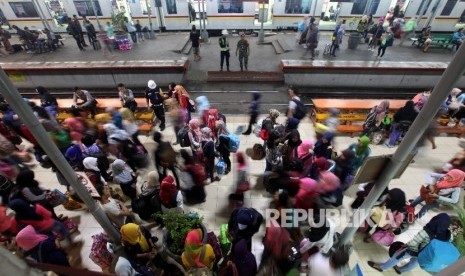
[235,32,250,71]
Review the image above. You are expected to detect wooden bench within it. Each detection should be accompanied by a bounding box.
[336,124,364,137]
[312,99,406,113]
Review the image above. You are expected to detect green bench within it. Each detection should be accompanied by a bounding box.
[412,34,454,50]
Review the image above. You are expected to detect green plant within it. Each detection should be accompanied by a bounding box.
[444,201,465,256]
[154,212,203,255]
[111,11,127,32]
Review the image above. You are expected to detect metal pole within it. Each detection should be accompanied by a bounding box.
[311,0,318,18]
[89,0,102,29]
[197,0,203,35]
[145,0,155,39]
[424,0,443,29]
[258,0,265,44]
[32,0,52,31]
[415,0,429,31]
[201,0,209,43]
[338,42,465,246]
[0,69,121,243]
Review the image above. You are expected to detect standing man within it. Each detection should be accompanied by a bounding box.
[146,80,168,131]
[82,16,97,45]
[190,25,201,61]
[124,17,137,44]
[302,22,319,60]
[66,18,84,51]
[236,32,250,71]
[73,14,88,47]
[219,29,230,71]
[71,87,97,118]
[117,83,137,113]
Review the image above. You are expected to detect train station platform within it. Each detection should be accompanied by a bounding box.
[20,114,461,276]
[0,31,458,91]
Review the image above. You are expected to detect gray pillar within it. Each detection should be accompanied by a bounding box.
[424,0,443,29]
[32,0,52,31]
[339,41,465,246]
[415,0,430,31]
[0,69,121,243]
[145,0,156,39]
[311,0,318,18]
[198,0,203,34]
[201,0,209,43]
[258,0,265,44]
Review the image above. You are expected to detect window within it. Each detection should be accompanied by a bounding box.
[440,0,457,15]
[416,0,432,15]
[9,2,39,18]
[285,0,312,14]
[218,0,244,13]
[351,0,367,14]
[73,0,102,16]
[166,0,177,14]
[368,0,380,15]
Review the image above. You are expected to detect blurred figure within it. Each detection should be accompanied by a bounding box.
[36,86,58,118]
[242,92,261,135]
[180,149,207,204]
[160,175,183,214]
[348,136,371,172]
[111,159,137,200]
[195,96,210,121]
[201,127,218,183]
[229,152,249,203]
[325,108,340,132]
[153,131,180,188]
[385,101,418,148]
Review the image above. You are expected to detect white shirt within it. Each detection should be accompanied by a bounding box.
[122,121,139,136]
[115,256,137,276]
[308,252,342,276]
[101,198,126,228]
[288,96,301,111]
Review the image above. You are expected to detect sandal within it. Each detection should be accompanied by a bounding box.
[367,261,383,272]
[393,266,402,274]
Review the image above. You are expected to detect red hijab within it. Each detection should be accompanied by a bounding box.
[264,225,291,260]
[160,175,177,207]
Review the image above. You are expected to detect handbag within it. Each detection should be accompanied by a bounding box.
[219,261,239,276]
[48,189,69,207]
[216,158,226,175]
[372,230,395,246]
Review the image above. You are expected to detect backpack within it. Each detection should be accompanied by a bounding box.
[132,191,161,220]
[224,133,240,152]
[178,125,191,148]
[292,99,308,120]
[418,239,460,273]
[363,109,378,131]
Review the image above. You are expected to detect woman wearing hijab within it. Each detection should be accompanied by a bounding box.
[368,213,452,274]
[181,228,215,271]
[188,119,202,160]
[201,127,218,183]
[228,207,263,251]
[410,169,465,218]
[120,223,158,265]
[298,139,314,177]
[215,120,232,174]
[224,239,257,275]
[309,157,331,180]
[83,157,106,191]
[16,225,70,267]
[9,199,71,244]
[282,129,302,162]
[294,177,319,210]
[265,129,283,172]
[313,132,334,160]
[229,152,249,203]
[120,107,145,152]
[363,100,390,136]
[175,85,192,122]
[348,135,371,172]
[180,150,207,204]
[316,171,342,207]
[334,149,355,190]
[385,100,418,148]
[63,108,86,143]
[242,92,261,135]
[195,96,211,120]
[259,225,293,274]
[159,175,183,214]
[112,159,137,199]
[261,109,280,139]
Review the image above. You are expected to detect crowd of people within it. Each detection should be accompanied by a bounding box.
[0,79,462,275]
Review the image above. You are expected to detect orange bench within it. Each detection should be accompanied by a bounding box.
[312,99,406,113]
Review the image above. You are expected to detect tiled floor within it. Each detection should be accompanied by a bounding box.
[29,115,463,275]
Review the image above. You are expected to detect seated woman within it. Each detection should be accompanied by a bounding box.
[362,100,390,137]
[181,228,215,271]
[410,169,465,218]
[97,185,130,229]
[120,223,159,265]
[16,225,70,267]
[368,213,452,274]
[451,28,464,51]
[347,136,371,172]
[421,26,432,52]
[385,101,418,148]
[313,132,334,160]
[111,159,137,199]
[159,175,183,214]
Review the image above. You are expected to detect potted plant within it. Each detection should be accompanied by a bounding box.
[154,212,206,260]
[443,201,465,255]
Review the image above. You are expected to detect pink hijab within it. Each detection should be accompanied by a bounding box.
[436,169,465,189]
[297,139,314,158]
[16,225,48,251]
[294,178,318,209]
[318,171,341,193]
[189,119,202,141]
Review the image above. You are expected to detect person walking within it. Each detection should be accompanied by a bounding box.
[236,32,250,71]
[242,92,261,135]
[376,28,394,59]
[190,25,201,61]
[219,29,230,71]
[302,23,319,60]
[146,80,168,131]
[124,17,137,44]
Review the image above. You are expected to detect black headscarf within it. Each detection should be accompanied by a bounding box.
[385,188,406,213]
[9,199,43,221]
[287,129,302,148]
[424,213,451,241]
